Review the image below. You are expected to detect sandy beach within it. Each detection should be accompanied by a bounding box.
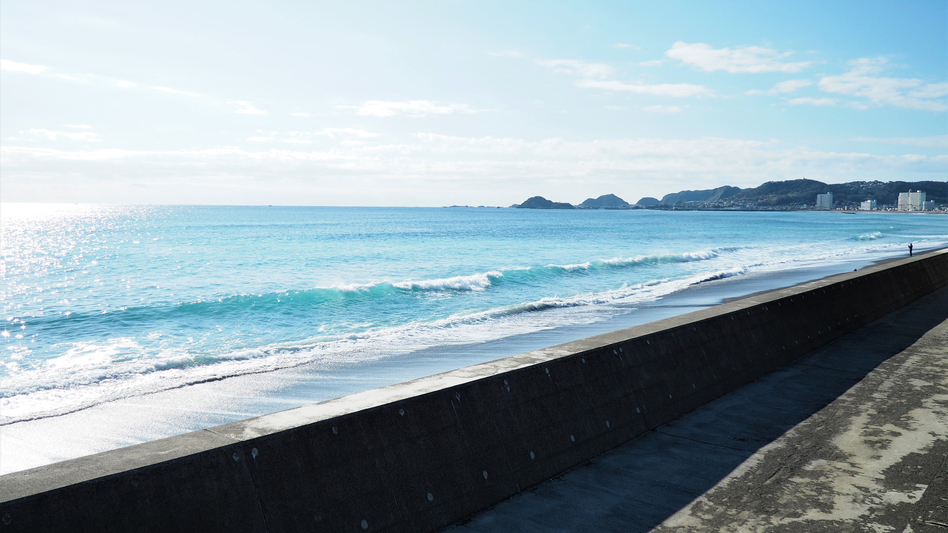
[0,250,912,476]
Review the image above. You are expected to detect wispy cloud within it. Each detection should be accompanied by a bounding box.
[345,100,479,117]
[6,136,941,186]
[1,59,48,74]
[156,86,200,97]
[116,80,136,88]
[666,42,812,73]
[638,59,664,67]
[818,57,948,112]
[65,124,92,129]
[746,79,813,95]
[289,128,379,139]
[228,101,267,115]
[291,112,312,117]
[28,128,100,141]
[56,74,86,81]
[787,97,837,106]
[611,43,641,50]
[643,105,685,113]
[536,59,615,79]
[853,135,948,148]
[489,50,524,58]
[908,83,948,99]
[576,80,713,98]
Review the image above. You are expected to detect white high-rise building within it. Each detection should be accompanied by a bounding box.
[859,199,877,211]
[898,190,926,211]
[816,192,834,210]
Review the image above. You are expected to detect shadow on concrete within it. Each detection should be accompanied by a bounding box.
[447,286,948,532]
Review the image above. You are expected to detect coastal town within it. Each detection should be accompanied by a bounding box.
[505,178,947,212]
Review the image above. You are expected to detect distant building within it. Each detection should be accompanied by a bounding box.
[859,199,877,211]
[898,190,926,211]
[924,200,935,211]
[816,192,834,210]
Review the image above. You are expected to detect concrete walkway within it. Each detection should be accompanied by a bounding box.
[446,286,948,532]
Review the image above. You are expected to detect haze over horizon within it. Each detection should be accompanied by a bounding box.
[1,1,945,207]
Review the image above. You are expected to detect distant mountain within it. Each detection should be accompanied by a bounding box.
[636,197,660,206]
[661,186,743,205]
[657,180,947,207]
[579,194,630,208]
[732,180,947,206]
[825,180,947,206]
[729,179,827,206]
[515,196,575,209]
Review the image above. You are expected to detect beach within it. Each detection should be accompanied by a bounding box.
[0,248,918,475]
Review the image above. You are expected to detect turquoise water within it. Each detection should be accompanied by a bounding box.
[2,204,945,424]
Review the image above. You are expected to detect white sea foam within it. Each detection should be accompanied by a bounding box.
[3,207,947,426]
[392,271,503,291]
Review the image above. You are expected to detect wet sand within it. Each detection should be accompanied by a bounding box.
[0,251,918,475]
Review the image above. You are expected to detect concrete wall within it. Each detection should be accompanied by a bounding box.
[2,249,946,533]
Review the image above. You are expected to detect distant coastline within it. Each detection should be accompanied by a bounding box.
[503,178,947,212]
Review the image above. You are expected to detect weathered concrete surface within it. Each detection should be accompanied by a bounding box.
[656,291,948,532]
[447,285,948,532]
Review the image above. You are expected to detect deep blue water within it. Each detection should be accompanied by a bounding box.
[2,204,945,423]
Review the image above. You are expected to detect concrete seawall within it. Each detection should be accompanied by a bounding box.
[2,249,946,532]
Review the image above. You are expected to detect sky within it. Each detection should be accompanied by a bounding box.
[1,0,946,206]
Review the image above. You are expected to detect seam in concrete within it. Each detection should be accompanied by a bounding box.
[653,429,751,453]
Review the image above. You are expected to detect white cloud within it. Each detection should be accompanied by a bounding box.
[666,42,812,73]
[576,80,713,98]
[290,128,379,139]
[490,50,524,58]
[639,59,664,67]
[28,129,100,141]
[536,59,615,79]
[247,136,275,142]
[908,82,948,99]
[747,79,813,95]
[6,136,941,186]
[643,105,685,113]
[787,97,837,106]
[611,43,641,50]
[65,124,92,129]
[773,79,813,93]
[818,57,947,112]
[56,74,85,81]
[228,101,267,115]
[4,135,943,204]
[604,106,626,110]
[155,86,199,97]
[291,112,312,117]
[845,57,887,76]
[116,80,136,88]
[0,59,47,74]
[853,135,948,148]
[346,100,478,117]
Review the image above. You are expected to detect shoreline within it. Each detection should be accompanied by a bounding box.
[5,248,946,532]
[0,246,937,475]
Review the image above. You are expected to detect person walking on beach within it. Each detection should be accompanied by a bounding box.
[909,243,913,256]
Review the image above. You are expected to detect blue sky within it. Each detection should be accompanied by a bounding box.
[1,0,945,205]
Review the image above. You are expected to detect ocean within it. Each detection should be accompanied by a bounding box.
[2,204,946,432]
